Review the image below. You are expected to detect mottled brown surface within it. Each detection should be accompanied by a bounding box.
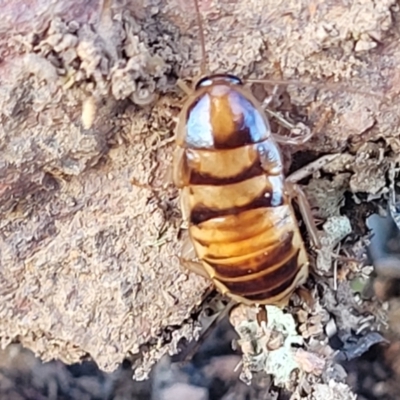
[0,0,397,386]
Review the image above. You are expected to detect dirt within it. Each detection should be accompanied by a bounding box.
[0,312,398,400]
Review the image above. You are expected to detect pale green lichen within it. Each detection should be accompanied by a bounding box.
[263,306,304,386]
[232,305,305,387]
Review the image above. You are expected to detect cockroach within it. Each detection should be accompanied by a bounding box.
[173,0,321,309]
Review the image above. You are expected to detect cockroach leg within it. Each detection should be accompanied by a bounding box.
[272,128,314,146]
[260,84,281,108]
[295,286,315,309]
[286,154,340,183]
[180,257,209,279]
[176,300,237,364]
[285,181,321,250]
[180,235,209,279]
[268,112,314,146]
[265,108,298,130]
[268,102,332,147]
[177,78,193,95]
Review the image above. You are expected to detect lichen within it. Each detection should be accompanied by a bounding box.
[230,305,305,387]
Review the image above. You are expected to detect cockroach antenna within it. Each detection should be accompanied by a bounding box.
[193,0,208,75]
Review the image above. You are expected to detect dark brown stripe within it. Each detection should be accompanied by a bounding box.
[214,128,254,149]
[189,159,264,186]
[206,231,294,278]
[243,266,303,302]
[216,249,299,295]
[190,190,284,225]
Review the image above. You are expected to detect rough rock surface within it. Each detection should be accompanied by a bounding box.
[0,0,398,394]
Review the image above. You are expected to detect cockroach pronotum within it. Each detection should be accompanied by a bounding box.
[173,0,321,309]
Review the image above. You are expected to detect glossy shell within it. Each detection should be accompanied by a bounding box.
[173,75,309,306]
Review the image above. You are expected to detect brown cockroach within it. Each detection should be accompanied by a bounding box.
[173,0,321,309]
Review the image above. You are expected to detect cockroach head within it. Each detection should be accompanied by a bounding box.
[194,74,243,90]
